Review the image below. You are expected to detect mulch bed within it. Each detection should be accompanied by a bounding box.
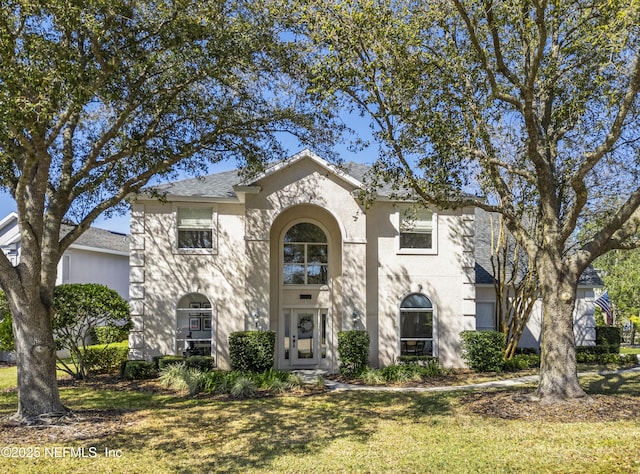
[462,391,640,422]
[0,408,143,445]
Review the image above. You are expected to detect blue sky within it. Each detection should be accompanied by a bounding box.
[0,117,377,235]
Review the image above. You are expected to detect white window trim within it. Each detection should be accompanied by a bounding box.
[395,208,438,255]
[173,204,218,255]
[398,293,437,357]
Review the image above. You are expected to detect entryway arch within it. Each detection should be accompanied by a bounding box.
[269,205,343,370]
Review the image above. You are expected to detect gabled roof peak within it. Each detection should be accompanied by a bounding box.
[242,148,363,189]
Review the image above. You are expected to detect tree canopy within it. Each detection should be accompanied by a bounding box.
[0,0,335,422]
[53,284,130,379]
[594,249,640,322]
[283,0,640,401]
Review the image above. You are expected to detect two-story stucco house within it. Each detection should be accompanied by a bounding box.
[128,149,599,371]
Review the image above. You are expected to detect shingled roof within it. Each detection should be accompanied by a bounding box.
[143,151,391,200]
[62,224,129,254]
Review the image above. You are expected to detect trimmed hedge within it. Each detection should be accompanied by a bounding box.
[397,355,438,366]
[156,355,187,370]
[121,360,158,380]
[337,330,370,377]
[460,330,505,373]
[82,342,129,374]
[576,352,637,365]
[155,355,215,371]
[229,331,275,372]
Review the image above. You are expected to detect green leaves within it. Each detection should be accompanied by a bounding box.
[52,283,129,331]
[284,0,640,252]
[0,0,336,236]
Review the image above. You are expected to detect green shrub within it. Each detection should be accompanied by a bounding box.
[514,347,538,355]
[255,367,289,388]
[286,373,305,390]
[595,326,621,353]
[159,363,205,395]
[577,345,610,355]
[576,352,637,365]
[184,355,215,371]
[122,360,157,380]
[230,376,258,399]
[398,355,438,366]
[460,331,505,373]
[92,325,129,344]
[202,370,236,394]
[337,330,370,378]
[503,354,540,372]
[381,364,413,383]
[53,283,130,379]
[360,367,384,385]
[265,377,288,394]
[620,354,639,365]
[81,342,129,374]
[157,355,186,370]
[155,355,215,371]
[229,331,275,372]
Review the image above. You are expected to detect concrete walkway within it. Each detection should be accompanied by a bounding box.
[317,365,640,393]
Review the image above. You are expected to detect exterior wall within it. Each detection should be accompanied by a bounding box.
[57,248,129,299]
[1,213,129,298]
[476,286,597,349]
[248,158,365,371]
[0,213,21,265]
[133,154,478,370]
[128,201,248,369]
[368,202,475,368]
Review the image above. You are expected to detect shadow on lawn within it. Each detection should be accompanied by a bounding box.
[584,371,640,397]
[88,390,456,473]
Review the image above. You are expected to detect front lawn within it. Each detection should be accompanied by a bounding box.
[0,367,638,473]
[621,346,640,355]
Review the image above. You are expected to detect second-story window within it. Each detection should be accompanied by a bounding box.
[283,222,328,285]
[177,208,214,250]
[400,208,434,250]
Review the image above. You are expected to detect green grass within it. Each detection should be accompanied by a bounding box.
[0,367,639,473]
[621,346,640,355]
[0,365,16,390]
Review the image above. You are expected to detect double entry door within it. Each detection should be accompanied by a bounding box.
[283,308,328,366]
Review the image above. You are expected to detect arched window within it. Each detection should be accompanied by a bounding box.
[400,293,433,356]
[283,222,328,285]
[176,294,213,357]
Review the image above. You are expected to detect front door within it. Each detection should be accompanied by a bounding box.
[283,308,328,366]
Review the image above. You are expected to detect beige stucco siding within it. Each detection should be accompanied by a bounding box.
[130,201,248,368]
[476,286,596,349]
[369,202,472,367]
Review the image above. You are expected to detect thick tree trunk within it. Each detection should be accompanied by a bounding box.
[535,263,587,402]
[9,293,68,423]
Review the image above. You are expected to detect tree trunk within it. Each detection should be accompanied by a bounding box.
[9,292,68,423]
[535,263,587,402]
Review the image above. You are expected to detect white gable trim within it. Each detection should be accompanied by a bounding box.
[0,212,18,230]
[68,243,129,257]
[244,149,364,189]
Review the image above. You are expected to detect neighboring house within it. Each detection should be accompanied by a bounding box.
[0,212,130,299]
[128,149,601,371]
[474,208,602,349]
